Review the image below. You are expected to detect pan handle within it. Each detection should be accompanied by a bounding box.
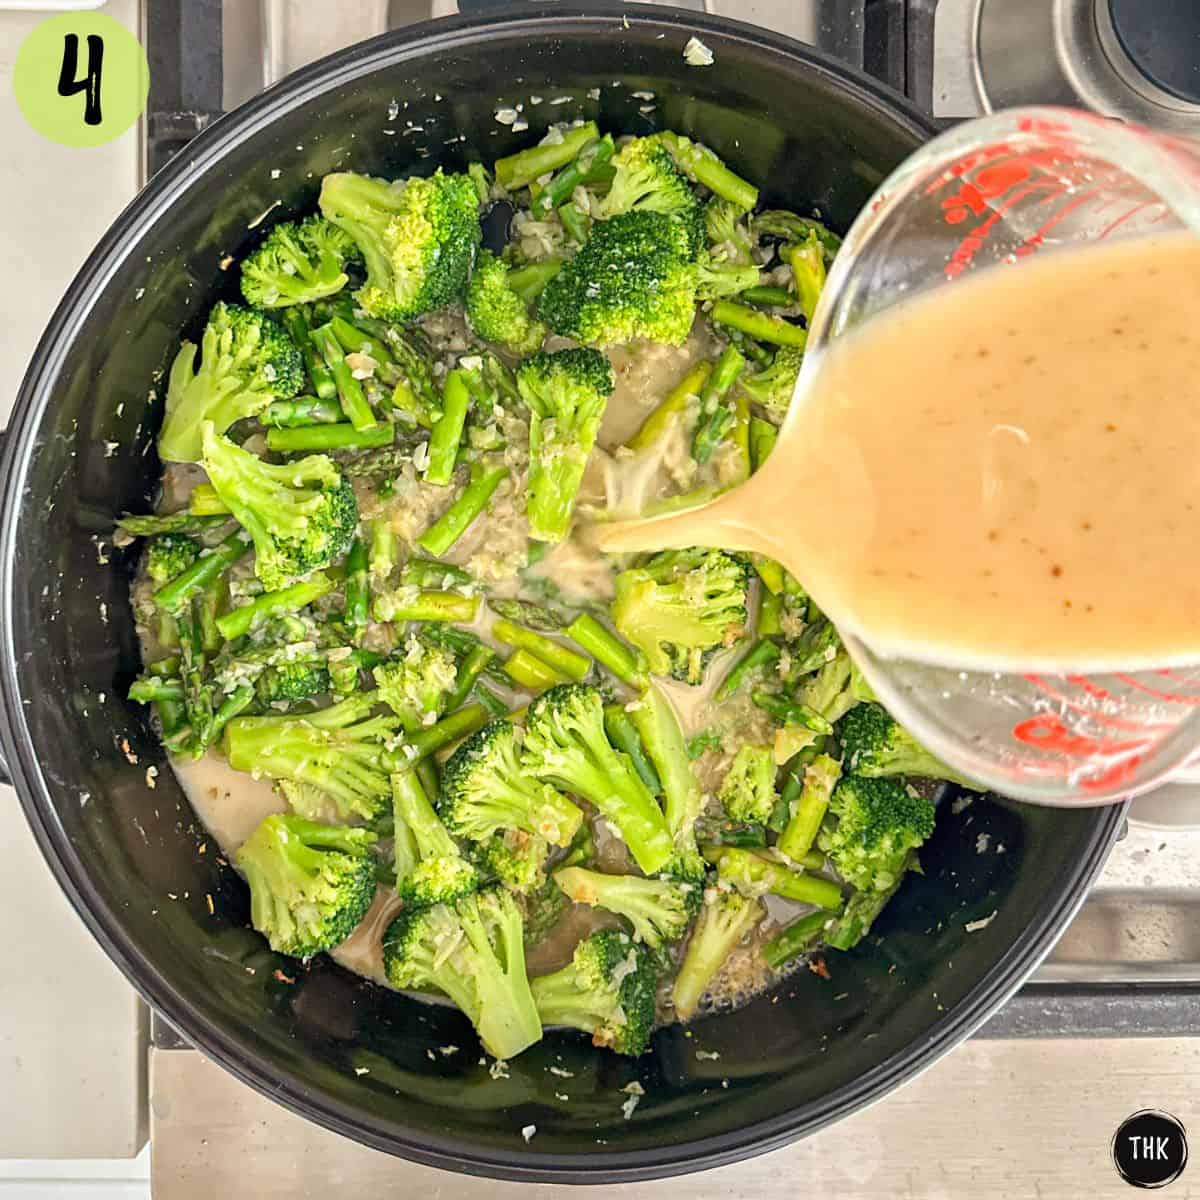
[0,422,7,787]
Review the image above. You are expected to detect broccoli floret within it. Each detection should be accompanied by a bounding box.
[255,660,331,705]
[538,210,697,348]
[235,812,377,957]
[553,866,699,952]
[819,774,935,894]
[671,886,764,1021]
[240,215,358,309]
[792,648,875,728]
[144,533,201,585]
[382,888,542,1060]
[319,170,481,321]
[612,549,750,685]
[837,702,978,787]
[530,929,657,1056]
[598,136,704,253]
[627,685,706,879]
[515,347,615,543]
[718,743,778,825]
[738,345,805,420]
[465,249,547,355]
[391,768,479,909]
[225,694,400,822]
[695,254,761,301]
[473,829,552,894]
[159,302,304,463]
[752,210,842,261]
[372,639,458,734]
[522,684,673,876]
[440,719,583,848]
[200,423,357,590]
[704,197,753,265]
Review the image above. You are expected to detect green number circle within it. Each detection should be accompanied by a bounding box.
[13,13,149,148]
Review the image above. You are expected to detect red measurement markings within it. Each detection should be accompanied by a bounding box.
[1024,674,1175,734]
[924,134,1162,278]
[1012,712,1151,760]
[1114,674,1200,705]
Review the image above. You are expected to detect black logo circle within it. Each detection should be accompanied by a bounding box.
[1112,1110,1188,1189]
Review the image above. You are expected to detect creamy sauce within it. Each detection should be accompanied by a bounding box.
[743,232,1200,672]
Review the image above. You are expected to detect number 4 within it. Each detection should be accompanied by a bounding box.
[57,33,103,127]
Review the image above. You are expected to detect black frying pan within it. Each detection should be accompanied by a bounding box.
[0,4,1123,1182]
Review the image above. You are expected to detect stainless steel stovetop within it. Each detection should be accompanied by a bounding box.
[140,2,1200,1196]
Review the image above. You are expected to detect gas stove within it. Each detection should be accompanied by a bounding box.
[112,0,1200,1193]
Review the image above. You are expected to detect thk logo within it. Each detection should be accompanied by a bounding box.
[1112,1110,1188,1189]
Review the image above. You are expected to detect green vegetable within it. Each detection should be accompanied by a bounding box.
[344,538,369,632]
[627,684,706,880]
[391,767,479,907]
[789,231,827,322]
[225,694,401,821]
[416,460,507,557]
[603,705,662,795]
[612,548,750,685]
[704,846,842,910]
[538,210,696,348]
[200,422,357,590]
[310,322,376,432]
[777,752,841,862]
[440,719,583,848]
[158,302,303,463]
[598,135,704,252]
[153,530,251,614]
[372,641,458,733]
[465,250,547,355]
[373,588,479,624]
[749,416,778,470]
[381,888,542,1060]
[319,169,481,321]
[144,534,201,587]
[691,345,747,465]
[563,614,648,689]
[517,347,615,543]
[240,215,357,308]
[716,638,780,702]
[718,743,778,825]
[763,910,830,969]
[711,300,807,348]
[530,929,657,1056]
[658,131,758,212]
[266,423,394,453]
[837,702,981,787]
[493,618,591,682]
[523,684,673,875]
[495,122,600,190]
[216,573,335,641]
[281,308,337,400]
[819,774,935,894]
[503,647,569,691]
[424,367,474,486]
[555,865,699,954]
[236,813,377,957]
[626,362,711,452]
[672,888,763,1020]
[263,395,344,427]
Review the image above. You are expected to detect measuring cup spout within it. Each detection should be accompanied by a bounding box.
[591,480,790,562]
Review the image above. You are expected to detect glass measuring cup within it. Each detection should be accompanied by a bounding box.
[805,106,1200,805]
